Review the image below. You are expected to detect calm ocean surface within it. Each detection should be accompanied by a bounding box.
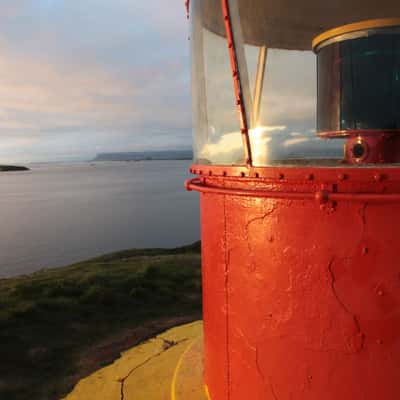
[0,161,200,278]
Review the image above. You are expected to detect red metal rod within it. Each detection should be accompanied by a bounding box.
[185,0,190,19]
[186,178,314,200]
[220,0,253,166]
[186,178,400,203]
[329,192,400,202]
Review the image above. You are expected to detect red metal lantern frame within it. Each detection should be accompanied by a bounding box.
[185,3,400,399]
[187,1,400,169]
[186,164,400,202]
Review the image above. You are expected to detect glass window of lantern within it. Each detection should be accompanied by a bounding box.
[229,0,345,166]
[230,0,400,166]
[191,0,400,167]
[191,0,245,165]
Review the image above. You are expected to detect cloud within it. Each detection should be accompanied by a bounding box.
[0,0,191,163]
[197,131,244,164]
[283,137,310,147]
[0,1,30,18]
[193,42,321,165]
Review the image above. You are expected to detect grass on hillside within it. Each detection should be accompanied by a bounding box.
[0,241,201,400]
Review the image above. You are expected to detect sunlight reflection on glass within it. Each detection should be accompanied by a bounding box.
[250,125,286,165]
[197,131,243,164]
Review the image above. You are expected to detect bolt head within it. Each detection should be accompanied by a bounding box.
[374,173,384,182]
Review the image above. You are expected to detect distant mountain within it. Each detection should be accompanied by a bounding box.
[0,165,29,172]
[93,150,193,162]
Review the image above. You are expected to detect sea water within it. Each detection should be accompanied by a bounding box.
[0,160,199,278]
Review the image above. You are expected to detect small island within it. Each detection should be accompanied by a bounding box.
[0,165,29,172]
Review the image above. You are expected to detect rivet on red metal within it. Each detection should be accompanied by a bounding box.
[220,0,252,166]
[306,173,314,181]
[315,190,329,204]
[374,173,385,182]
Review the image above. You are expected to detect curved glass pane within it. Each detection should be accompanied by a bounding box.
[229,0,400,166]
[191,0,244,165]
[248,48,345,165]
[317,29,400,133]
[191,0,400,166]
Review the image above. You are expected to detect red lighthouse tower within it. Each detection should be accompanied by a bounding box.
[186,1,400,399]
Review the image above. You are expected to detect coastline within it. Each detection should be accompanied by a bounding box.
[0,160,199,279]
[0,241,201,400]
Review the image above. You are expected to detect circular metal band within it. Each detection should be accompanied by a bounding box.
[312,18,400,51]
[318,129,400,139]
[186,177,400,203]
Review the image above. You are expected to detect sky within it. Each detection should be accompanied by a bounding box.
[0,0,191,163]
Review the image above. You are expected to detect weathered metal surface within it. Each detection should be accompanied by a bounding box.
[201,190,230,400]
[343,133,400,165]
[193,166,400,399]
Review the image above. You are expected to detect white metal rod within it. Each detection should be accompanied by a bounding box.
[253,46,267,126]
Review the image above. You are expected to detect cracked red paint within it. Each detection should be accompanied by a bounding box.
[327,257,365,354]
[194,171,400,400]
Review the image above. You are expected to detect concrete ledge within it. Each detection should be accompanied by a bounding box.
[64,321,205,400]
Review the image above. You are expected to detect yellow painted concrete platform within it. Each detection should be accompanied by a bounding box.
[64,321,206,400]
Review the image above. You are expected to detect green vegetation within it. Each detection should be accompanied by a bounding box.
[0,242,201,400]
